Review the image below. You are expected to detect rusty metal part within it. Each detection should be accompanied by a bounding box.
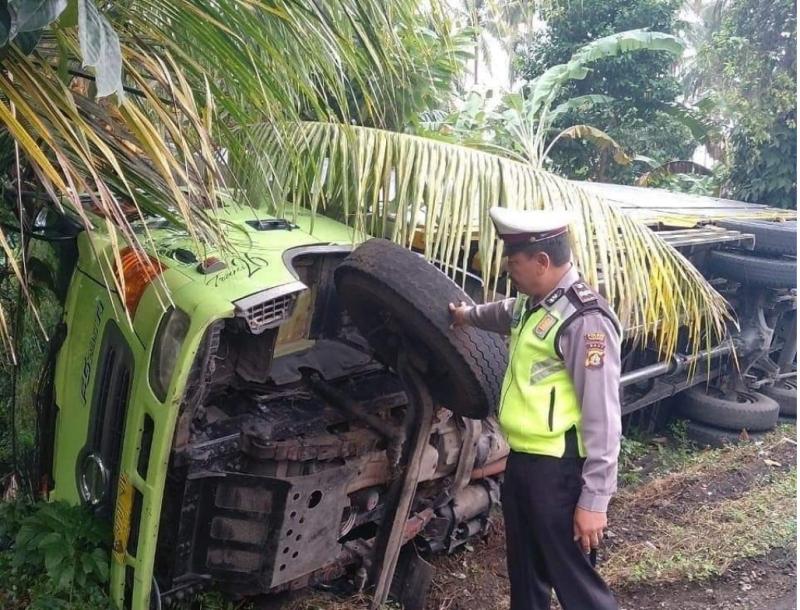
[242,427,382,462]
[403,507,435,542]
[451,418,482,494]
[369,356,436,610]
[306,373,403,444]
[264,540,364,595]
[268,504,435,598]
[346,444,439,494]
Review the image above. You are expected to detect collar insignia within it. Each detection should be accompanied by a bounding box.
[544,288,565,307]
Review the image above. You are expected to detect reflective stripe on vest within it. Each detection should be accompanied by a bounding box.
[497,290,585,458]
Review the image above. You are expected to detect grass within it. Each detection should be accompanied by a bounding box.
[605,469,796,585]
[618,418,795,488]
[192,591,253,610]
[618,419,707,486]
[618,433,651,486]
[604,424,797,587]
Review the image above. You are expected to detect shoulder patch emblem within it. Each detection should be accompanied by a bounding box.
[584,332,606,369]
[534,313,558,339]
[544,288,565,307]
[572,282,598,304]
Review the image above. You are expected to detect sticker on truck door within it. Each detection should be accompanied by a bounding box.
[113,473,134,564]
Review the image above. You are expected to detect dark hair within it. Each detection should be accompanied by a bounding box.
[507,232,571,266]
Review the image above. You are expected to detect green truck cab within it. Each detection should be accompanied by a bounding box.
[45,204,508,608]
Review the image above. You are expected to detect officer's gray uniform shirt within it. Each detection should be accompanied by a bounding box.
[463,266,622,513]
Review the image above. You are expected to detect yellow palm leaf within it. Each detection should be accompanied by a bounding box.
[245,122,733,359]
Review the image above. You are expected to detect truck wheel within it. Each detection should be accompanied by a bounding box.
[335,239,507,419]
[709,250,796,289]
[715,219,797,256]
[685,420,765,448]
[761,378,797,417]
[714,220,797,256]
[678,385,780,432]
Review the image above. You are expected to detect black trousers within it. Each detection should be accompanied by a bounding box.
[502,451,618,610]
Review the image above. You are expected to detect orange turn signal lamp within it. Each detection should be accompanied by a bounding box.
[118,247,164,315]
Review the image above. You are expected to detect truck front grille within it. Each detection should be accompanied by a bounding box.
[234,281,306,334]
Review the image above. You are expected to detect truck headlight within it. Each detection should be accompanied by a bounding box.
[149,307,190,401]
[78,453,109,506]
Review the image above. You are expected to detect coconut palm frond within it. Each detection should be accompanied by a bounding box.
[112,0,420,128]
[244,122,732,359]
[0,0,442,355]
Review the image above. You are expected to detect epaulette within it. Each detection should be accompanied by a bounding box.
[570,281,598,305]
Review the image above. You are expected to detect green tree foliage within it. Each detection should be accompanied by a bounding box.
[697,0,796,207]
[513,0,696,183]
[421,30,684,171]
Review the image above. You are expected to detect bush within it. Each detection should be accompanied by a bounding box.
[0,501,114,610]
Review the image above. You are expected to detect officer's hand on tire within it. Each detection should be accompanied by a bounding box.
[573,507,607,554]
[448,301,469,329]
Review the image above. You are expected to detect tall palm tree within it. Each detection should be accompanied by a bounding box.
[679,0,730,102]
[454,0,534,84]
[0,0,731,360]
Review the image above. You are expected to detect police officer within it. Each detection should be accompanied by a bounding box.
[449,207,621,610]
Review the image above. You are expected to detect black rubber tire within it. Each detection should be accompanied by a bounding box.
[708,250,797,289]
[715,219,797,256]
[334,239,508,419]
[761,378,797,417]
[684,420,765,448]
[678,385,780,432]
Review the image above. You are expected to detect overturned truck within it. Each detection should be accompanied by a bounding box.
[31,183,795,609]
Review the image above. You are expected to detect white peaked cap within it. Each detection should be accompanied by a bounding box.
[489,207,574,246]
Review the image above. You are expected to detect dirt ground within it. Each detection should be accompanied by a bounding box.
[425,539,796,610]
[426,425,797,610]
[262,424,797,610]
[427,509,796,610]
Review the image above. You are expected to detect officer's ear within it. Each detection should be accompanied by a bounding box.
[533,250,551,271]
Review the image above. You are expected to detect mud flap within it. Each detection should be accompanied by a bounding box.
[389,545,434,610]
